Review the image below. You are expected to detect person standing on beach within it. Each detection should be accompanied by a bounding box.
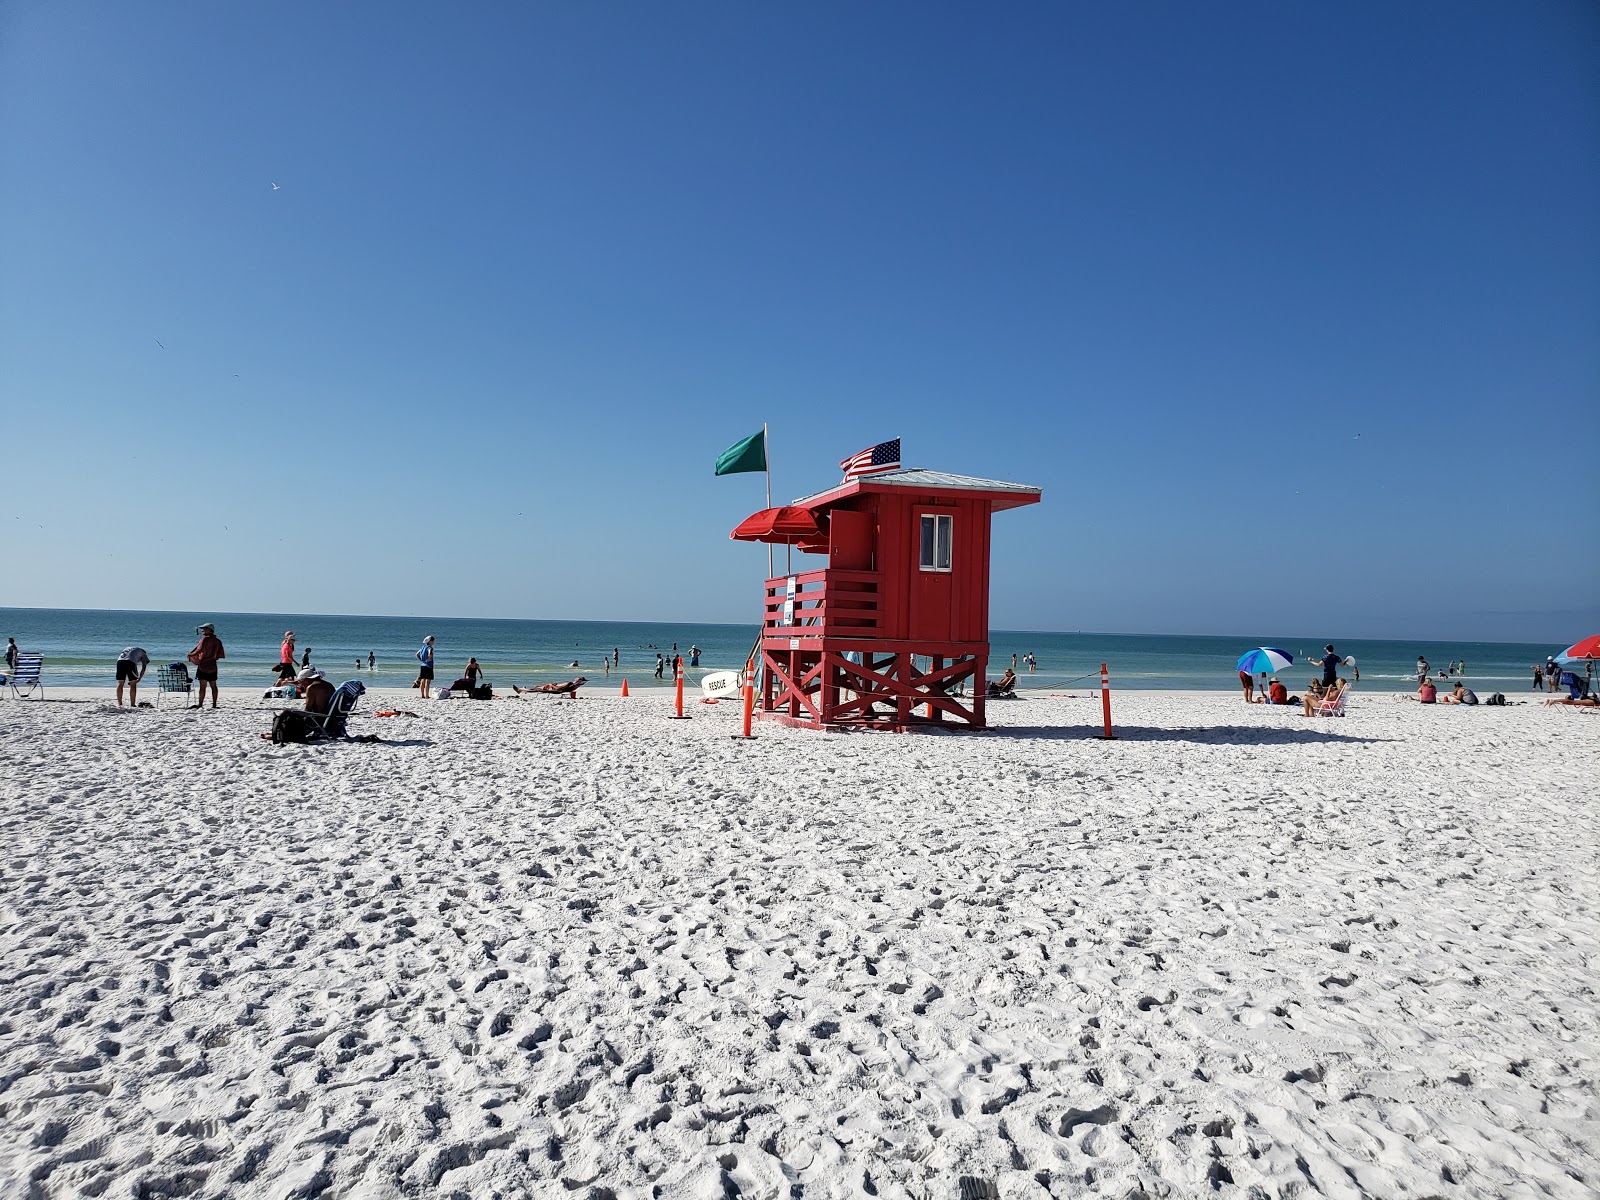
[115,646,149,706]
[275,632,298,684]
[654,653,665,679]
[5,637,18,674]
[1238,667,1255,703]
[1318,644,1342,688]
[188,623,225,708]
[1532,663,1544,691]
[416,635,436,699]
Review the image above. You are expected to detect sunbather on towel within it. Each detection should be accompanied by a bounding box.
[514,676,588,699]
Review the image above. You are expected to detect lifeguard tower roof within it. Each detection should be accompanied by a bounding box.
[793,468,1042,512]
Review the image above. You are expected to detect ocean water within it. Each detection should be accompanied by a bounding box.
[0,607,1568,694]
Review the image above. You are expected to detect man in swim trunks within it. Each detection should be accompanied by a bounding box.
[1239,668,1255,703]
[116,646,150,706]
[188,623,225,708]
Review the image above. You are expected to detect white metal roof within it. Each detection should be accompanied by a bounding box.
[793,468,1041,507]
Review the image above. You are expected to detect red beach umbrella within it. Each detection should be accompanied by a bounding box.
[1558,634,1600,663]
[729,506,824,545]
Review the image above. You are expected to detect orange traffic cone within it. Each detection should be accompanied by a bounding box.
[620,678,629,697]
[668,665,690,719]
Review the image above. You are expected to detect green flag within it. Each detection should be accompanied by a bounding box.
[714,429,767,476]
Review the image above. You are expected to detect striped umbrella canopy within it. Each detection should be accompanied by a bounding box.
[1237,647,1294,675]
[1557,634,1600,664]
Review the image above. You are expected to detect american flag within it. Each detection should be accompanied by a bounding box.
[839,437,901,480]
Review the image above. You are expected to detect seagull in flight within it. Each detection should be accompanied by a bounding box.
[271,182,281,191]
[154,339,165,350]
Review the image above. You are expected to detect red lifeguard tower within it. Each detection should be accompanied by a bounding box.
[739,469,1041,731]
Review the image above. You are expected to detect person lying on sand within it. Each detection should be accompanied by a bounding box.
[514,677,588,699]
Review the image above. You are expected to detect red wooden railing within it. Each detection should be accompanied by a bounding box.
[762,569,882,638]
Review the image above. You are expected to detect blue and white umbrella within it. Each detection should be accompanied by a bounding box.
[1237,647,1294,675]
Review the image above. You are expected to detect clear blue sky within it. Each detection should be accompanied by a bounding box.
[3,2,1595,642]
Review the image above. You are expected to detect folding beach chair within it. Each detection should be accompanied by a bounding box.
[8,654,43,699]
[304,680,366,739]
[1314,683,1350,717]
[156,663,193,709]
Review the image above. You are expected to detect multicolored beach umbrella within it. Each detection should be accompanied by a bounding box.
[1237,647,1293,675]
[1557,634,1600,664]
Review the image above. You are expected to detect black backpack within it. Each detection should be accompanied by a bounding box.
[271,709,319,744]
[1484,692,1507,706]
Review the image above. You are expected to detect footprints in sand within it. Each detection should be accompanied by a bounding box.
[1,693,1595,1197]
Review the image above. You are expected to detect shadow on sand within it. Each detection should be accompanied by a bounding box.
[985,723,1392,745]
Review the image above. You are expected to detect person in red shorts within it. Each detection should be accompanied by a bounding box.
[188,622,226,709]
[1239,669,1255,703]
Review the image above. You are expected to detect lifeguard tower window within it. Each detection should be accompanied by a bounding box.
[919,513,953,572]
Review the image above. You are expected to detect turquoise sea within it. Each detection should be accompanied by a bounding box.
[0,607,1567,695]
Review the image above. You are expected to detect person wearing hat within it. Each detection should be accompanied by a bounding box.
[275,631,298,684]
[416,635,436,699]
[296,667,334,716]
[187,623,226,708]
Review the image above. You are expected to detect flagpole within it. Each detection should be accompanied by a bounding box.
[764,422,773,580]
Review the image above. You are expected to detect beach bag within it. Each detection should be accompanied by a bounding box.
[271,709,318,745]
[471,685,493,700]
[1485,692,1506,706]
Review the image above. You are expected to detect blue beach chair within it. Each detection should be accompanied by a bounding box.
[8,654,43,699]
[306,680,366,739]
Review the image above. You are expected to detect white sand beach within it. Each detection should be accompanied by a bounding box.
[1,688,1594,1199]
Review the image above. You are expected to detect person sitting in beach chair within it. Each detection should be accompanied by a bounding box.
[987,668,1018,698]
[263,675,365,742]
[514,676,588,699]
[1311,678,1351,716]
[1300,679,1327,716]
